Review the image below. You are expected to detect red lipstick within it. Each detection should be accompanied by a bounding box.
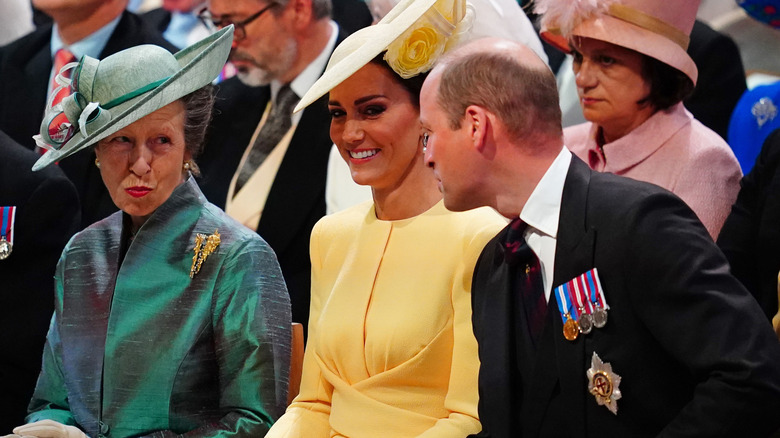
[125,186,152,198]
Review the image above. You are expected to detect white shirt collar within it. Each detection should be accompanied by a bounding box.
[519,146,571,239]
[50,13,122,60]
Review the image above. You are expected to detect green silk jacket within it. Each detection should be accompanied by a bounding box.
[27,178,291,437]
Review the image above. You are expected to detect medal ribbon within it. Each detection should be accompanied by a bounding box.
[554,282,574,323]
[586,268,610,310]
[572,275,593,315]
[563,282,580,320]
[1,206,16,244]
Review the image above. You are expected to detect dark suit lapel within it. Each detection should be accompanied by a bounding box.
[0,27,51,150]
[257,92,331,254]
[522,311,561,435]
[257,31,347,256]
[199,81,270,208]
[550,156,596,435]
[99,10,175,58]
[472,228,522,435]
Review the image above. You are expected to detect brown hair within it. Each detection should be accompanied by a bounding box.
[639,55,694,110]
[436,51,562,143]
[181,84,215,175]
[369,54,427,108]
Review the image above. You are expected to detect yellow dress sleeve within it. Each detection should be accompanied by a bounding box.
[266,220,334,438]
[416,221,501,437]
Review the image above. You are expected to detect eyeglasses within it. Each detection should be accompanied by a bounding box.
[198,3,278,41]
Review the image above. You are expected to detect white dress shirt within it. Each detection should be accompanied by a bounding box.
[518,146,572,301]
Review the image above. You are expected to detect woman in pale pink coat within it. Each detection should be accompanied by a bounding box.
[536,0,741,239]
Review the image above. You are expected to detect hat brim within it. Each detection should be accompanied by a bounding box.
[33,26,234,171]
[542,14,698,86]
[294,0,439,112]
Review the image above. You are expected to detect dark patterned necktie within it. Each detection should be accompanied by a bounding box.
[505,218,548,346]
[234,84,300,196]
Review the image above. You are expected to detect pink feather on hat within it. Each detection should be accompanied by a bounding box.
[534,0,614,36]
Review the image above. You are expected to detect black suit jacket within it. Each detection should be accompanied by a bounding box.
[0,130,80,431]
[685,20,747,140]
[198,56,339,330]
[331,0,373,35]
[718,129,780,320]
[472,156,780,437]
[0,10,176,228]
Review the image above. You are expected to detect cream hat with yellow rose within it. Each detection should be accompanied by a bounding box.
[294,0,473,112]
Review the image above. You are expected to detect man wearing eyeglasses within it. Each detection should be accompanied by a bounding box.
[197,0,363,336]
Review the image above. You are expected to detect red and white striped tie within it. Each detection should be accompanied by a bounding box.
[41,48,77,155]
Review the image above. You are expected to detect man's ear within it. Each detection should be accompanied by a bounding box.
[465,105,489,152]
[288,0,314,29]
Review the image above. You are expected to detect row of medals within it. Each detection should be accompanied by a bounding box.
[563,302,608,341]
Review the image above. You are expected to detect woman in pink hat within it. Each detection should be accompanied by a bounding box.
[537,0,742,239]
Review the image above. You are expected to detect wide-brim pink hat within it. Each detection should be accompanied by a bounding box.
[536,0,700,85]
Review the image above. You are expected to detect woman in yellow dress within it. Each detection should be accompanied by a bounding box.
[266,0,506,436]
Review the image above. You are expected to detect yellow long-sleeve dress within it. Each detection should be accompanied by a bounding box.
[267,200,506,438]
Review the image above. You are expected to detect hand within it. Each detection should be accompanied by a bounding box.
[12,421,86,438]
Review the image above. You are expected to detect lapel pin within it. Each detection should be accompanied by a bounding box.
[190,229,220,278]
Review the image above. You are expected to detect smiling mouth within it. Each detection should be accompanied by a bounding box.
[125,186,152,198]
[349,149,379,159]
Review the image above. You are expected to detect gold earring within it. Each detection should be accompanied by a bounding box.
[183,161,191,171]
[95,158,100,169]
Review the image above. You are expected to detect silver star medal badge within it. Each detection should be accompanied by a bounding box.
[587,352,622,415]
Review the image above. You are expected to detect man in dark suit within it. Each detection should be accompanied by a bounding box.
[0,0,176,227]
[420,38,780,437]
[198,0,352,331]
[0,130,80,431]
[719,128,780,322]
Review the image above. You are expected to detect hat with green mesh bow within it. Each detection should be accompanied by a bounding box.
[32,25,233,171]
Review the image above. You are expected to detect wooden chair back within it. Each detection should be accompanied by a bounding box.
[288,322,305,405]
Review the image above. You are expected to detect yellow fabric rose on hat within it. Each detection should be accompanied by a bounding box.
[383,0,474,79]
[385,22,446,79]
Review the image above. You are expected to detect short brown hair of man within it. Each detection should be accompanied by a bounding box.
[436,50,562,143]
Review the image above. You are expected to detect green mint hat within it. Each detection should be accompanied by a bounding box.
[32,25,234,171]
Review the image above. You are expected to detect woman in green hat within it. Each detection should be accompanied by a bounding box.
[6,27,291,437]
